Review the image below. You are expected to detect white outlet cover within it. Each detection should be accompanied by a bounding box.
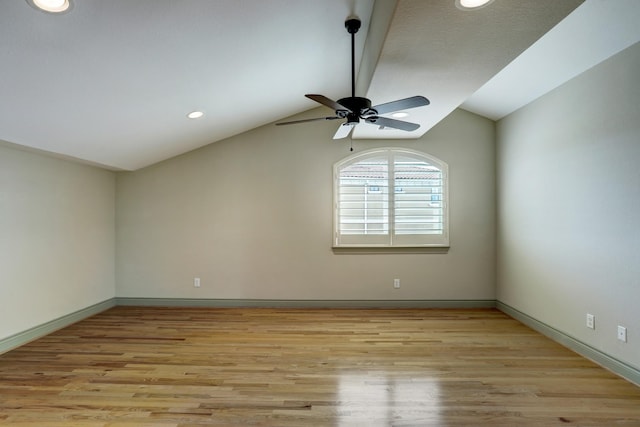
[586,313,595,329]
[617,325,627,342]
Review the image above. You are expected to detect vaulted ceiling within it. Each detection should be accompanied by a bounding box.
[1,0,639,171]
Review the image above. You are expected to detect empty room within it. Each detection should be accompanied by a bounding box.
[1,0,639,425]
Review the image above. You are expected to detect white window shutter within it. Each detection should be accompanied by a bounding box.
[334,148,448,248]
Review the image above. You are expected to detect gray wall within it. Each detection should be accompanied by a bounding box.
[0,144,115,340]
[496,42,640,369]
[116,108,496,301]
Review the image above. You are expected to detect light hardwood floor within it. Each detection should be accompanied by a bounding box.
[1,307,639,426]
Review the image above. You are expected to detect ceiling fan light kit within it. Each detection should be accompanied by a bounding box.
[276,17,430,141]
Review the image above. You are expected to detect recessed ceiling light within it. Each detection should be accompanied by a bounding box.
[187,111,204,119]
[391,112,409,118]
[455,0,495,10]
[27,0,71,13]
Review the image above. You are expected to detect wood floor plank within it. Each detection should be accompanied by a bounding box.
[1,307,639,426]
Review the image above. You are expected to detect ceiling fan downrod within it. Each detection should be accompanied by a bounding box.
[345,18,361,99]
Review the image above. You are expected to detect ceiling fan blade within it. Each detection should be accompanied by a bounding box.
[365,116,420,132]
[372,95,430,115]
[306,94,352,112]
[333,122,355,139]
[276,116,340,126]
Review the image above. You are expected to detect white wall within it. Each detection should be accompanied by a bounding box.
[116,108,496,301]
[0,144,116,340]
[497,42,640,369]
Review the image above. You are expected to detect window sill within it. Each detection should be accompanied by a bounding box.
[332,246,450,254]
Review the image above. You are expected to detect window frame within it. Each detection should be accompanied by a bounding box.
[333,147,449,248]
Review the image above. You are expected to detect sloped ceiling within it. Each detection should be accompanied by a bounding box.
[462,0,640,120]
[1,0,638,171]
[355,0,583,139]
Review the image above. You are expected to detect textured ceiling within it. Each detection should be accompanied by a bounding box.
[461,0,640,120]
[354,0,583,139]
[2,0,638,171]
[0,0,375,170]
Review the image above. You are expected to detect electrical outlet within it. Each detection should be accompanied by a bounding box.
[586,313,595,329]
[617,325,627,343]
[194,277,201,288]
[393,278,400,289]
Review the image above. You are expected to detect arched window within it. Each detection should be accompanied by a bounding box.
[333,148,448,247]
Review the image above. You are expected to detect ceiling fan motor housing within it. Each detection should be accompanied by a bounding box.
[337,96,376,119]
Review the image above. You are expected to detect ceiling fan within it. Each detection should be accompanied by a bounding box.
[276,18,430,139]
